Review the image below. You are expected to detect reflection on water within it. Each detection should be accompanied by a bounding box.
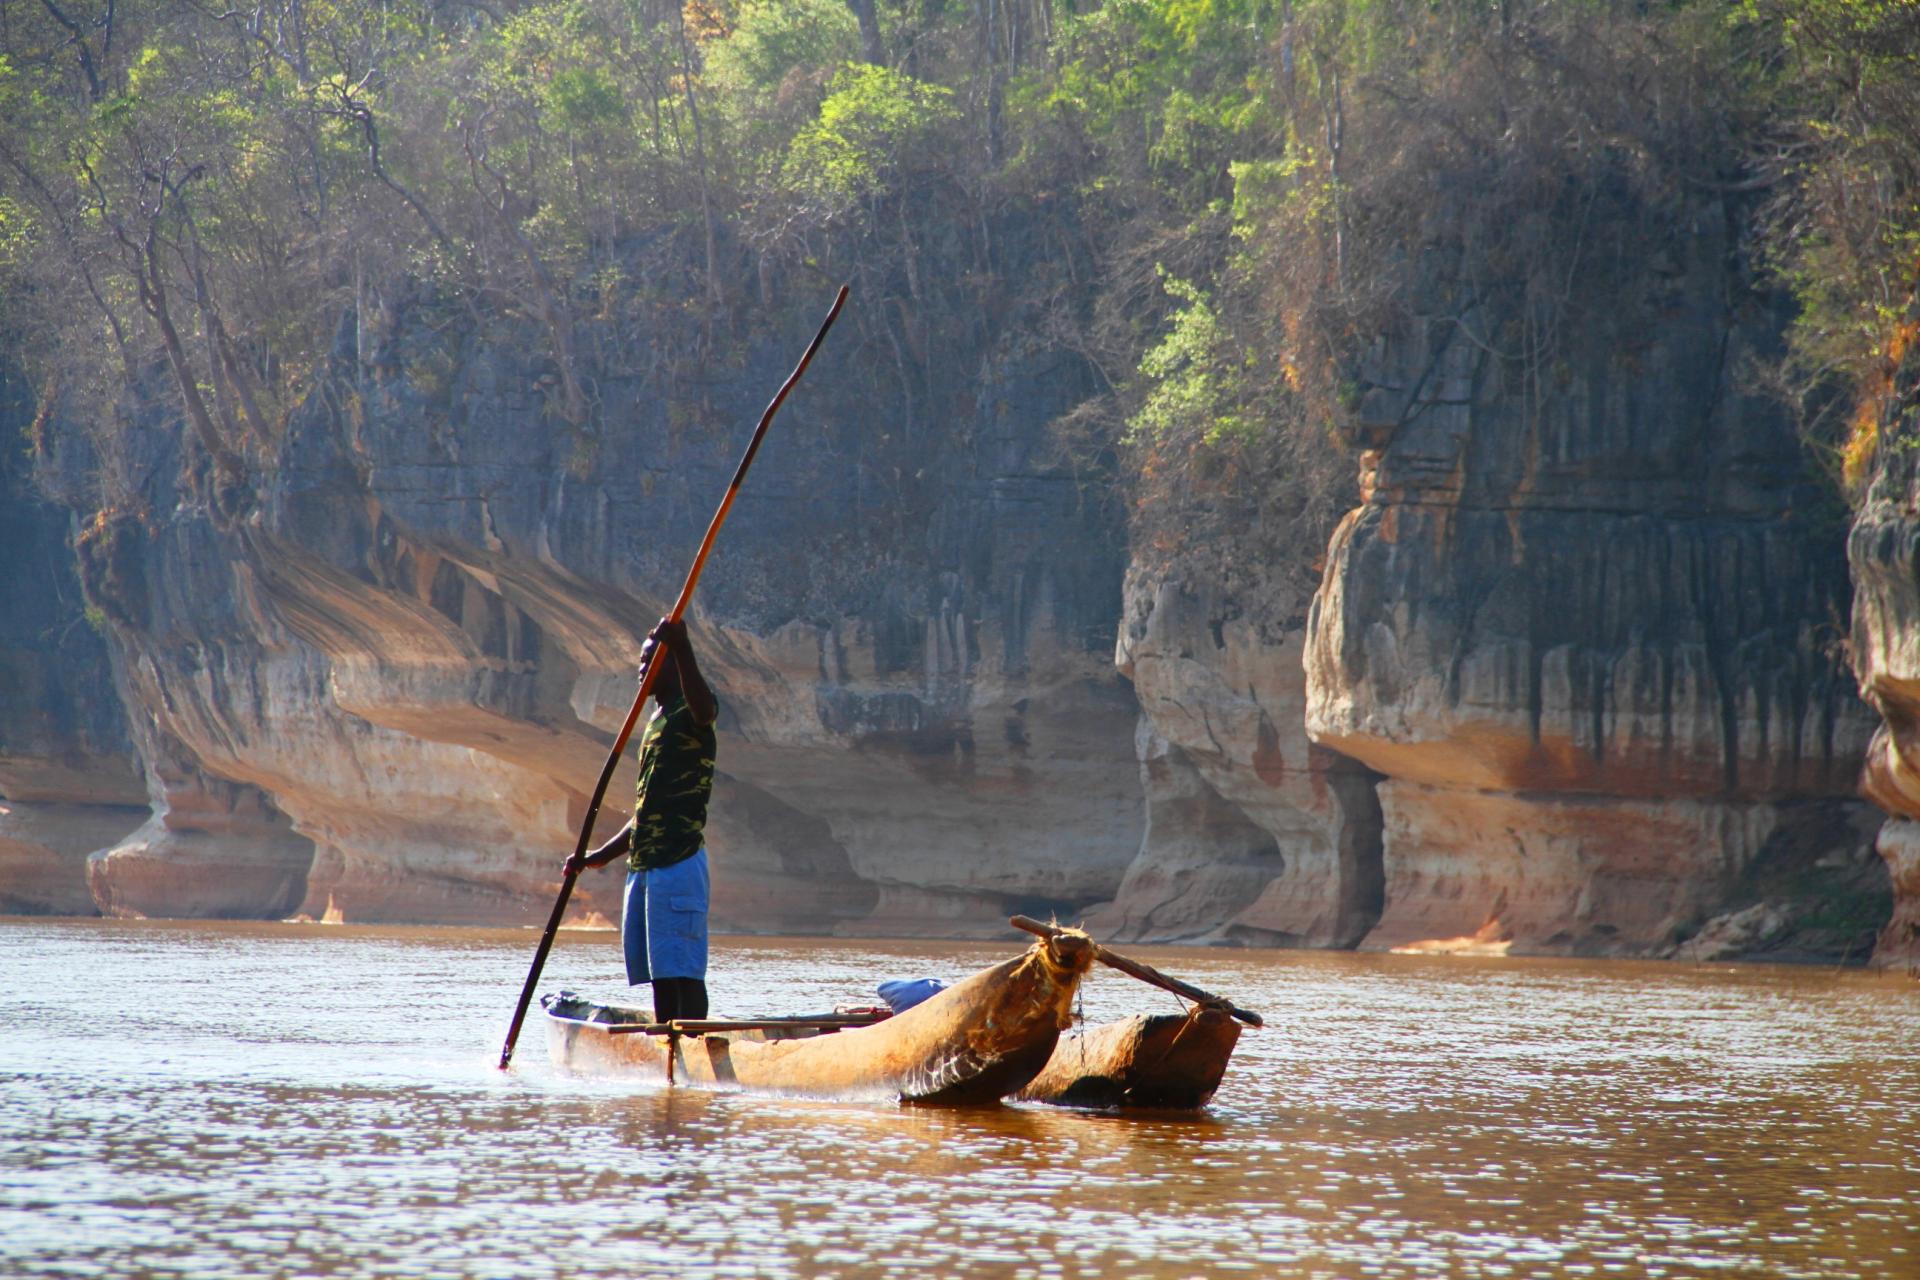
[2,919,1916,1278]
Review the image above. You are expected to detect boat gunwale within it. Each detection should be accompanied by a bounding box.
[543,1009,878,1041]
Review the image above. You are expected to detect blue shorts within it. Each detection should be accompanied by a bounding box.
[622,849,709,984]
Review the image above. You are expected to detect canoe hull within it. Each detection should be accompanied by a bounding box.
[1016,1007,1241,1110]
[544,933,1094,1104]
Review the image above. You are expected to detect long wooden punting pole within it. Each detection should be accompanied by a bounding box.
[499,285,850,1070]
[1009,915,1264,1028]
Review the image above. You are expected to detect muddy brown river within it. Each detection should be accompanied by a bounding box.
[2,919,1915,1278]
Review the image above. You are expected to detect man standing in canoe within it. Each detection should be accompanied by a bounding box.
[564,617,719,1023]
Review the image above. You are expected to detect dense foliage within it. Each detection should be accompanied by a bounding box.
[0,0,1914,542]
[1740,0,1920,490]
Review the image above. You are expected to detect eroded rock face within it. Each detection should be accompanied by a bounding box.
[20,213,1895,963]
[0,801,139,916]
[1850,398,1920,970]
[1302,205,1887,961]
[68,296,1140,933]
[0,365,145,913]
[1868,820,1920,968]
[1089,570,1384,947]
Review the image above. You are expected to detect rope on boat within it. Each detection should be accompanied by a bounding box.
[1148,1000,1215,1071]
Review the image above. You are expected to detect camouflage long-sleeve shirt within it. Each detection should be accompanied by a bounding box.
[627,694,717,872]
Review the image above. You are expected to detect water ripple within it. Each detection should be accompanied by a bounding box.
[2,921,1916,1278]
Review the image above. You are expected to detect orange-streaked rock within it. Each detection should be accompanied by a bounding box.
[1303,201,1887,962]
[1872,819,1920,970]
[0,800,143,915]
[1088,572,1382,947]
[1851,436,1920,969]
[70,324,1142,930]
[1364,783,1779,955]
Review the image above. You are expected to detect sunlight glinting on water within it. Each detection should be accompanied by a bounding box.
[2,919,1916,1279]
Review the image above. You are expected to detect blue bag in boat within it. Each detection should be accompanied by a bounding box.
[876,978,948,1013]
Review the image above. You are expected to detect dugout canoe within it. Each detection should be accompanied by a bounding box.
[541,930,1095,1103]
[1015,1004,1241,1110]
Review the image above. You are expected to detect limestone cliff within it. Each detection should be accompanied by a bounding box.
[1845,315,1920,971]
[0,365,144,914]
[1088,555,1384,948]
[5,234,1899,965]
[58,286,1140,933]
[1300,200,1889,961]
